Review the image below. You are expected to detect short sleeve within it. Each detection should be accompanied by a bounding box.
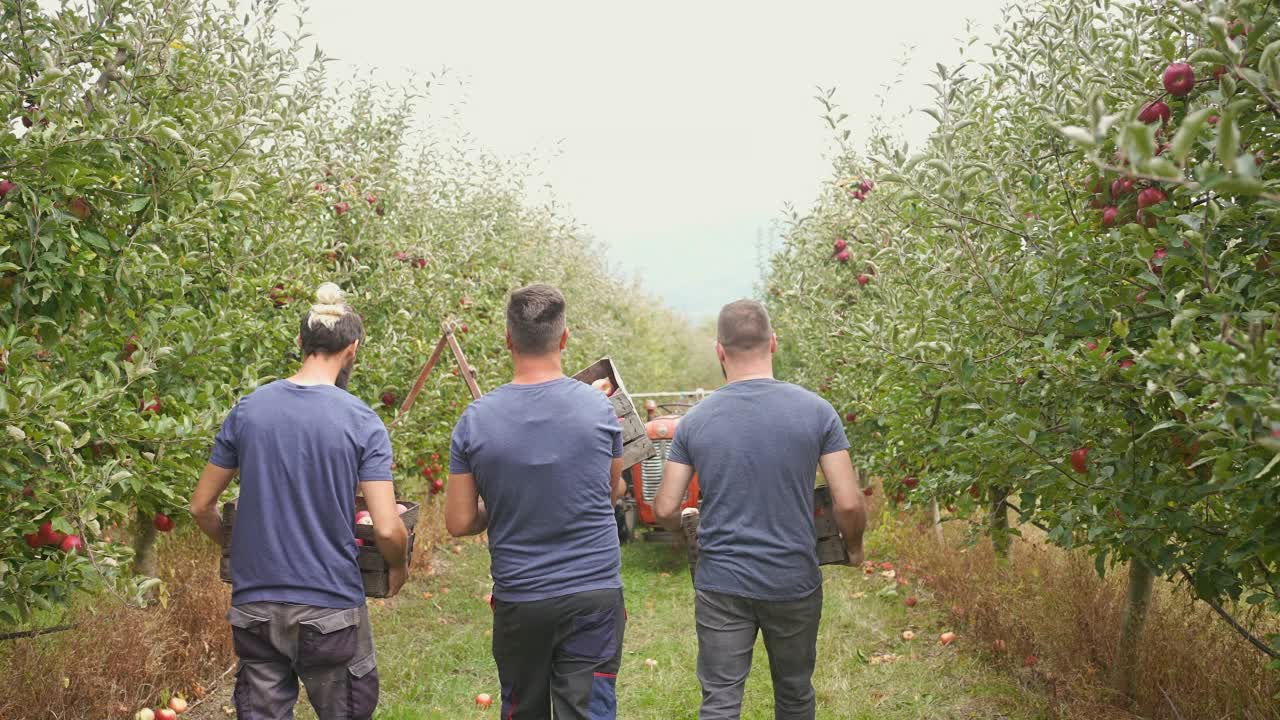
[209,402,240,469]
[667,415,693,466]
[820,402,851,455]
[449,411,473,475]
[359,417,394,481]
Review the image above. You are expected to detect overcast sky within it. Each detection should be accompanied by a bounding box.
[297,2,1009,318]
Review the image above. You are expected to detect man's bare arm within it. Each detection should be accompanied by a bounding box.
[445,472,489,537]
[820,449,867,565]
[190,463,237,545]
[361,481,409,597]
[654,461,695,532]
[610,457,626,506]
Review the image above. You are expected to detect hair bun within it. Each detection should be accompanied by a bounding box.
[309,282,347,328]
[315,282,344,306]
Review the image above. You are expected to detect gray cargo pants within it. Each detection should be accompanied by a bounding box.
[695,587,823,720]
[228,602,378,720]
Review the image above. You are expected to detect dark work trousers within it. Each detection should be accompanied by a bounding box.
[492,587,627,720]
[228,602,378,720]
[695,587,823,720]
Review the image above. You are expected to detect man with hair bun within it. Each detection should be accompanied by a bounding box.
[446,283,628,720]
[191,282,407,720]
[655,298,866,720]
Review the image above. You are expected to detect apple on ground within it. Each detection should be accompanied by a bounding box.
[862,486,873,497]
[901,630,916,641]
[991,639,1008,654]
[136,709,155,720]
[380,391,397,408]
[939,631,957,646]
[644,658,659,669]
[475,693,493,709]
[904,596,918,608]
[168,696,188,714]
[156,708,177,720]
[1024,654,1039,668]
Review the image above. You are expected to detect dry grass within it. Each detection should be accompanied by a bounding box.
[0,534,234,720]
[885,510,1280,720]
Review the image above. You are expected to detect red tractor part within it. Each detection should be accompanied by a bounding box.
[629,414,700,528]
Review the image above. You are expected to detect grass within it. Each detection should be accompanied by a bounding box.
[273,534,1055,720]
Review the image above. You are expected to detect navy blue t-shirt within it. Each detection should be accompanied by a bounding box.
[210,380,393,608]
[668,379,850,601]
[450,376,624,602]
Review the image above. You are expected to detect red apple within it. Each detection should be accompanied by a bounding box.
[153,513,175,533]
[381,391,397,408]
[1070,447,1089,474]
[1024,654,1039,668]
[313,182,327,192]
[140,398,161,414]
[122,335,140,362]
[969,483,981,500]
[430,479,445,495]
[1207,114,1220,125]
[365,193,377,205]
[992,639,1008,654]
[156,709,177,720]
[904,596,918,608]
[0,179,15,200]
[1118,359,1135,369]
[1110,178,1134,197]
[939,631,957,646]
[168,697,188,714]
[68,197,92,221]
[1161,62,1195,96]
[1085,341,1098,351]
[414,257,427,269]
[903,476,919,490]
[1101,206,1118,228]
[1213,65,1228,80]
[857,273,870,286]
[833,238,847,253]
[333,201,350,216]
[844,412,857,422]
[1137,187,1167,210]
[24,532,42,548]
[591,378,615,395]
[475,693,493,709]
[355,510,373,526]
[863,487,874,497]
[60,534,83,553]
[459,323,470,333]
[835,249,850,263]
[1138,101,1171,125]
[36,521,61,546]
[394,251,409,262]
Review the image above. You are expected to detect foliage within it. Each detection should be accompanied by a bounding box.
[765,0,1280,656]
[0,0,708,623]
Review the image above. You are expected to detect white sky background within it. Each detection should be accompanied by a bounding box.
[54,0,1013,318]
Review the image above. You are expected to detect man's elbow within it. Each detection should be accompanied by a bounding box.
[190,498,213,517]
[375,521,406,543]
[444,515,469,538]
[834,495,865,515]
[654,500,677,527]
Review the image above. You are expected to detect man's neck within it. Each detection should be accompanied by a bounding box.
[511,352,565,385]
[723,355,775,384]
[726,369,774,383]
[289,356,342,386]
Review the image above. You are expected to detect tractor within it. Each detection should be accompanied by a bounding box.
[616,390,708,542]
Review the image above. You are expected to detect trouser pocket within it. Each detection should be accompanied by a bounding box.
[228,606,279,662]
[348,653,379,720]
[298,608,359,668]
[562,607,620,660]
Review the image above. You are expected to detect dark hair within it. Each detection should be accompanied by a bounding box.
[717,299,772,355]
[507,284,566,354]
[299,282,365,357]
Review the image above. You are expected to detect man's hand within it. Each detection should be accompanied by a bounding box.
[387,565,408,598]
[820,450,867,570]
[846,536,865,567]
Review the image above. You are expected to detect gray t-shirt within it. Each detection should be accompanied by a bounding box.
[668,378,850,601]
[211,380,393,608]
[450,376,624,602]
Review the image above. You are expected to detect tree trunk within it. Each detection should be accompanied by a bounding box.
[132,509,158,578]
[989,485,1011,559]
[928,499,944,544]
[1111,559,1155,702]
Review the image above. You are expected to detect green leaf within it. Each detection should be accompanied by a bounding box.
[1217,114,1239,163]
[1170,108,1212,163]
[127,197,150,213]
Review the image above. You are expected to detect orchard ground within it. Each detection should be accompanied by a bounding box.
[180,526,1060,720]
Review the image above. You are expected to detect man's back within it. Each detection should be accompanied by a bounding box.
[449,376,623,602]
[669,379,849,601]
[212,380,392,608]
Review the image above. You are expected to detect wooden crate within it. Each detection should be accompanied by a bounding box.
[219,498,419,598]
[572,357,656,468]
[680,484,849,579]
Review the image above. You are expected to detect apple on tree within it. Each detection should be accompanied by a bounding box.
[154,513,175,532]
[0,179,15,200]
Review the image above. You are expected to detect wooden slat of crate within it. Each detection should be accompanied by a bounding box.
[621,435,655,469]
[813,485,849,566]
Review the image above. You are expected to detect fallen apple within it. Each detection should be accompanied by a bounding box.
[862,487,873,497]
[168,697,188,714]
[380,391,397,408]
[939,631,957,646]
[156,708,177,720]
[644,657,659,669]
[135,709,155,720]
[475,693,493,709]
[901,630,915,641]
[904,596,918,608]
[991,639,1008,654]
[1024,654,1039,668]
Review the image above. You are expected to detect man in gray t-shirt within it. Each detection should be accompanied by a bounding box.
[655,299,867,720]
